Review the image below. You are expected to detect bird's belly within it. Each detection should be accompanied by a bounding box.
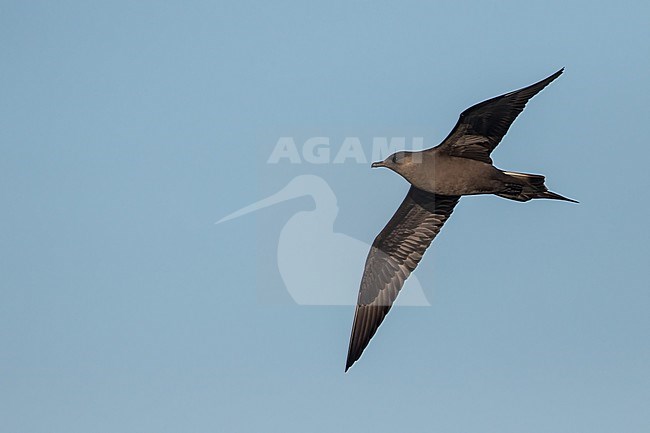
[412,158,503,196]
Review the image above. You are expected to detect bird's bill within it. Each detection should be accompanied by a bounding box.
[371,161,386,168]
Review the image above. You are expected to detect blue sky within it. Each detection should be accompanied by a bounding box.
[1,1,649,432]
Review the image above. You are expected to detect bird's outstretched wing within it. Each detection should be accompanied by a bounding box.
[346,188,460,371]
[436,68,564,164]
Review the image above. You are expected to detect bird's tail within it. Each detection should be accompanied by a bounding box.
[497,171,578,203]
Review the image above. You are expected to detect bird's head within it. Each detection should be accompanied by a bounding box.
[371,151,420,181]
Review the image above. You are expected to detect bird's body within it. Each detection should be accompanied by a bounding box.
[406,151,506,196]
[346,68,576,371]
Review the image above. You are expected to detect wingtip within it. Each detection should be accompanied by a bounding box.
[549,67,564,80]
[344,355,355,372]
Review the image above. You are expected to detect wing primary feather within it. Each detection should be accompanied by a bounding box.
[435,68,564,163]
[345,188,460,371]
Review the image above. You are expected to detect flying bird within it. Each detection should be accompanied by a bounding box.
[346,68,576,371]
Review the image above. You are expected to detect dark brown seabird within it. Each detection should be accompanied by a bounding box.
[346,68,576,372]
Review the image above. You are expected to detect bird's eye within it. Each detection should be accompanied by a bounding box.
[392,153,406,164]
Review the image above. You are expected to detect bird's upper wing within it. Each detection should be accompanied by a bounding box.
[345,187,460,371]
[435,68,564,164]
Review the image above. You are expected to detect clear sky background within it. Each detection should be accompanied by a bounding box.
[2,1,649,432]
